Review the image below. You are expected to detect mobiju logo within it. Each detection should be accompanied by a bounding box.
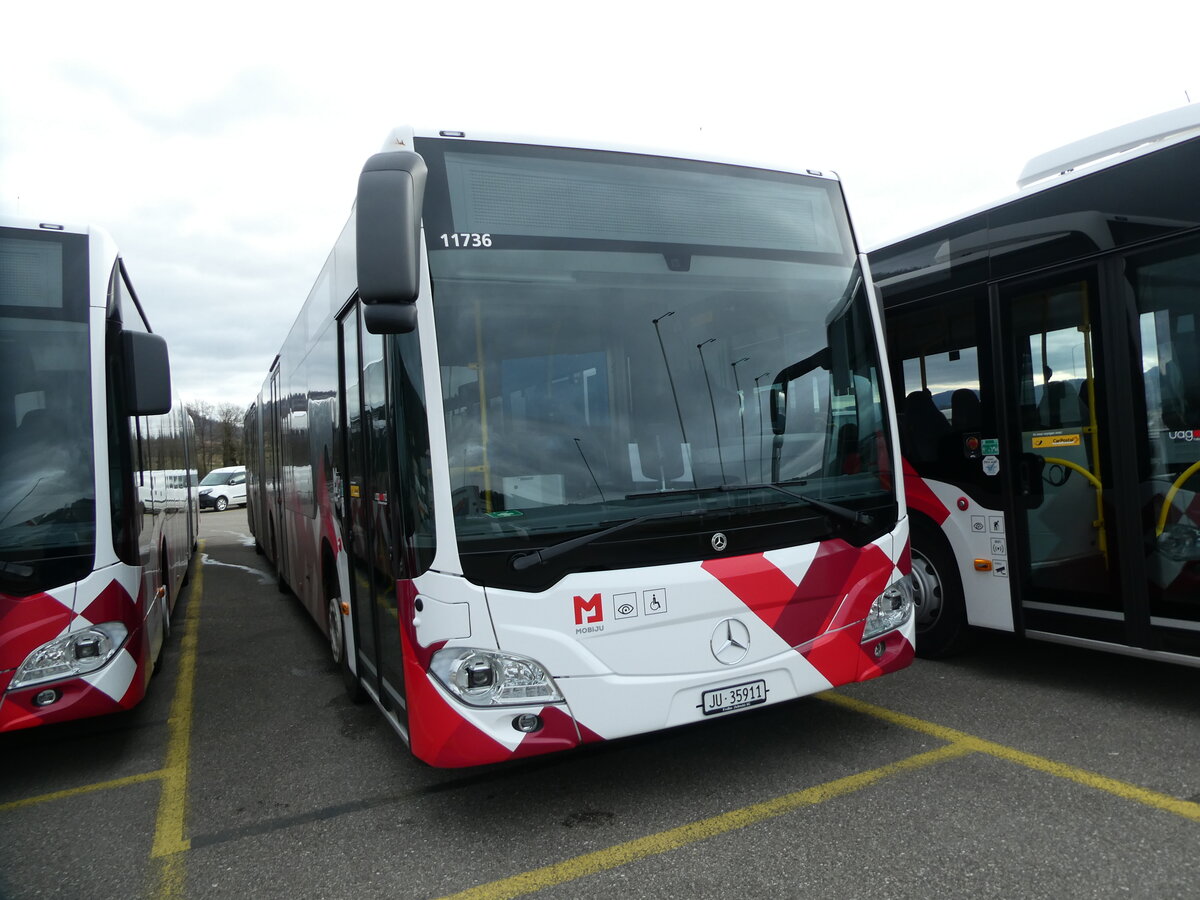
[573,593,603,625]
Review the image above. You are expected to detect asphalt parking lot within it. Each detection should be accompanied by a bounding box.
[2,507,1198,900]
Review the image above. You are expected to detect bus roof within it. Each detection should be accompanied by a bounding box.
[0,215,120,254]
[0,215,91,236]
[869,103,1200,253]
[1017,103,1200,189]
[382,126,844,183]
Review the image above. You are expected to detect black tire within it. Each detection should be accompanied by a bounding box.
[153,556,171,676]
[909,516,971,658]
[214,495,229,512]
[269,519,290,595]
[328,593,366,703]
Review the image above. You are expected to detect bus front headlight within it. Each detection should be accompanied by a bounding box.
[430,648,564,707]
[10,623,129,690]
[862,578,913,641]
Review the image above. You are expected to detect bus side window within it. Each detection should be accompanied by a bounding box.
[887,294,984,482]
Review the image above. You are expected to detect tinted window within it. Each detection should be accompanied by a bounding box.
[0,229,95,593]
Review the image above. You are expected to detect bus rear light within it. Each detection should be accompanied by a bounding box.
[430,648,564,707]
[862,578,913,641]
[10,622,129,690]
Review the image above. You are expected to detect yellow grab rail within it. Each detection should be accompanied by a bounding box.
[1042,455,1107,562]
[1042,456,1103,491]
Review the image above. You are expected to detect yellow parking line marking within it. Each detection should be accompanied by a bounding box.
[150,541,205,899]
[435,742,971,900]
[0,768,167,813]
[820,692,1200,822]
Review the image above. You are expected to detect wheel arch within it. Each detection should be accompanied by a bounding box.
[908,508,971,658]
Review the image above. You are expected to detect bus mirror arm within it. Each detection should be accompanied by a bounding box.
[769,348,831,436]
[122,330,172,415]
[356,150,428,307]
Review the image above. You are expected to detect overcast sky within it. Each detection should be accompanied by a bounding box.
[3,1,1197,410]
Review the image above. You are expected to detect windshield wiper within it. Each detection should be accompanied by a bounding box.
[0,559,35,579]
[626,482,872,527]
[727,482,873,526]
[511,508,706,571]
[513,483,872,572]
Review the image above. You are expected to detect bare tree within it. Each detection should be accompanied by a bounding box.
[217,402,246,467]
[185,400,246,475]
[189,399,215,475]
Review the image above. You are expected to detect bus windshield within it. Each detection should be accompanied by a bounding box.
[420,140,894,558]
[0,232,96,595]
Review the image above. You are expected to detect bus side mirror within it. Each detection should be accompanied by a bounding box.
[356,150,427,314]
[122,331,172,415]
[364,303,419,335]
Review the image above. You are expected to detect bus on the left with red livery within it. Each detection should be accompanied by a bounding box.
[0,216,198,731]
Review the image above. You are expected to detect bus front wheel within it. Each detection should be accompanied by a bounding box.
[910,518,970,658]
[327,594,365,703]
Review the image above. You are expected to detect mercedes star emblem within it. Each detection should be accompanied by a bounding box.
[711,532,728,552]
[710,618,751,665]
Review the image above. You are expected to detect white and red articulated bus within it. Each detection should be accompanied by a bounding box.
[0,217,197,730]
[871,104,1200,666]
[246,129,914,767]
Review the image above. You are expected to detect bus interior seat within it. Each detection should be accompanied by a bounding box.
[17,407,52,437]
[951,388,981,431]
[900,390,950,465]
[1076,381,1091,418]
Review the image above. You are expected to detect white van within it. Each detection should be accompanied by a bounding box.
[198,465,247,511]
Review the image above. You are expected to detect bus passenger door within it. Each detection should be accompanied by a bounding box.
[339,308,379,692]
[338,306,407,727]
[1128,240,1200,656]
[998,268,1146,646]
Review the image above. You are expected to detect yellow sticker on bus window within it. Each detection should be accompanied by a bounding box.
[1032,433,1081,448]
[350,483,361,498]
